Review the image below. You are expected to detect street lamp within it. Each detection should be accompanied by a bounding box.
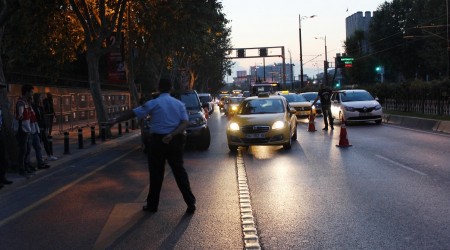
[299,14,317,89]
[315,36,328,85]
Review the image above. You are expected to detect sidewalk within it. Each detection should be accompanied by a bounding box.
[4,122,142,186]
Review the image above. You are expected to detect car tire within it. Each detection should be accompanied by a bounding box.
[198,127,211,150]
[292,125,297,140]
[283,136,292,150]
[228,144,238,152]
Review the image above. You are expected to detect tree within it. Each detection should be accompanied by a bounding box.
[68,0,127,124]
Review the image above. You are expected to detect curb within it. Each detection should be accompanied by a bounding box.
[382,114,450,134]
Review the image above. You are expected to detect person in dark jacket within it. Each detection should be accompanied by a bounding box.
[33,93,57,161]
[43,92,55,136]
[312,84,334,130]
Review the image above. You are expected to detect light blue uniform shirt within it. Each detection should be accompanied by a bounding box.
[133,93,189,134]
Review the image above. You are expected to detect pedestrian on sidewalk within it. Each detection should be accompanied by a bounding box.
[27,95,50,170]
[32,93,57,161]
[43,92,55,136]
[312,84,334,130]
[109,78,196,214]
[0,98,13,188]
[13,84,34,177]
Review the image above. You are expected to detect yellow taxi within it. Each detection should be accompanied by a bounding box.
[226,94,298,151]
[279,92,315,119]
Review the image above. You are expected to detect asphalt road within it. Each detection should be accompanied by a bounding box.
[1,106,450,249]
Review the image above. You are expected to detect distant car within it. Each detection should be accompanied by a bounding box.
[171,90,211,150]
[223,96,246,116]
[226,94,298,151]
[330,89,382,125]
[198,93,214,115]
[300,92,322,115]
[219,95,229,111]
[280,93,315,119]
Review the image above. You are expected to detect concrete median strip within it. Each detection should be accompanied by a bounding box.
[383,114,450,134]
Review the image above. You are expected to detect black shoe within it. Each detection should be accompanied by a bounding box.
[322,127,328,130]
[1,179,13,185]
[186,206,196,214]
[142,205,157,212]
[38,164,51,169]
[331,126,334,130]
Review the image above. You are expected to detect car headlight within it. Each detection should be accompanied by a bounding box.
[344,106,355,112]
[189,114,207,126]
[272,120,285,130]
[374,104,382,110]
[231,106,238,111]
[229,122,240,131]
[312,105,316,110]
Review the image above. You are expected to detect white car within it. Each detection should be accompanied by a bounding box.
[330,89,382,125]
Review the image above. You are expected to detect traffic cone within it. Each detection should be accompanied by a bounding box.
[336,118,352,147]
[307,110,316,132]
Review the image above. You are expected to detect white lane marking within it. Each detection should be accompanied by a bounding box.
[236,148,261,250]
[375,154,427,176]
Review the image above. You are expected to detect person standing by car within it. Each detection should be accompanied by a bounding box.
[109,78,196,214]
[312,84,334,130]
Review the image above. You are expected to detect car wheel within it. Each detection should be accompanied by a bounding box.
[283,136,292,150]
[198,127,211,150]
[292,125,297,140]
[228,144,238,152]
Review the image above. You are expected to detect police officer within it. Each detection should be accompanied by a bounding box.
[110,78,196,214]
[312,84,334,130]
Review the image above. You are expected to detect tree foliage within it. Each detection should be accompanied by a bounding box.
[345,0,447,83]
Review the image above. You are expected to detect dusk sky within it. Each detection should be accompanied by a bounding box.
[221,0,386,82]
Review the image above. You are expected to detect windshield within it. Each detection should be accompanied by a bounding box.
[282,94,307,103]
[301,93,317,101]
[340,91,375,102]
[173,92,201,111]
[239,99,285,114]
[199,96,211,103]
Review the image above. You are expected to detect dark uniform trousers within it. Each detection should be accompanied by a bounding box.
[146,133,196,210]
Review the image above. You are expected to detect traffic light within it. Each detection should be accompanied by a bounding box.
[259,48,267,57]
[237,49,245,58]
[375,66,381,72]
[335,81,341,89]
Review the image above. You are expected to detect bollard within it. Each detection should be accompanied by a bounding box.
[63,132,70,154]
[118,123,122,136]
[101,123,106,141]
[47,135,53,156]
[78,128,84,149]
[90,126,96,145]
[125,121,129,133]
[131,118,136,130]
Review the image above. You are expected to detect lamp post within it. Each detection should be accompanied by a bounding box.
[299,14,316,89]
[315,36,328,85]
[288,50,295,90]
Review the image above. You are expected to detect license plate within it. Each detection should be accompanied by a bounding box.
[246,133,266,139]
[359,112,371,117]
